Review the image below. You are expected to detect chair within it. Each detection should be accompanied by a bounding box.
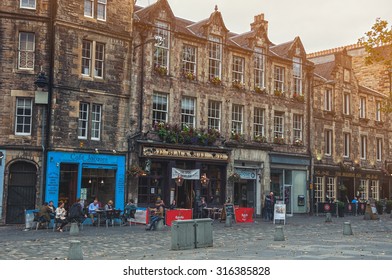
[112,210,122,226]
[122,208,136,226]
[213,208,222,220]
[105,210,115,228]
[33,212,49,230]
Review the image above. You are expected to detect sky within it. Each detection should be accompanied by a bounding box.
[135,0,392,54]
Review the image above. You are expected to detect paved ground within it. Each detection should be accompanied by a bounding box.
[0,213,392,260]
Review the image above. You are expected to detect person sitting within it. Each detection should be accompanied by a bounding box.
[48,200,56,220]
[146,198,164,231]
[104,200,114,225]
[69,198,87,225]
[55,202,68,232]
[199,197,208,218]
[169,199,177,210]
[88,199,100,226]
[37,202,51,228]
[123,199,137,225]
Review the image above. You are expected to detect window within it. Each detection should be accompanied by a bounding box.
[370,180,379,200]
[152,92,168,125]
[293,57,302,95]
[360,135,367,159]
[376,101,381,121]
[154,21,170,71]
[314,177,323,203]
[326,177,336,200]
[181,45,197,76]
[324,89,333,111]
[208,100,221,131]
[18,32,35,70]
[84,0,106,21]
[293,114,303,141]
[15,98,32,135]
[343,93,350,115]
[343,133,350,158]
[359,97,366,119]
[253,108,265,138]
[208,36,222,79]
[254,47,265,89]
[273,112,284,138]
[274,66,284,93]
[81,40,105,78]
[360,179,368,200]
[376,138,382,161]
[325,130,332,156]
[343,68,350,83]
[231,104,243,134]
[232,56,244,83]
[20,0,36,9]
[181,97,196,128]
[91,104,102,140]
[78,103,102,140]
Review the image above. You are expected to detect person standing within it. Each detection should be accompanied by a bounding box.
[265,191,275,221]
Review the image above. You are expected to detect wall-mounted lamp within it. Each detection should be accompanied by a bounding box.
[95,148,99,154]
[175,175,184,187]
[200,173,209,187]
[34,71,48,89]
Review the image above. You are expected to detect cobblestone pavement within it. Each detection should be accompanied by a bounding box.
[0,214,392,260]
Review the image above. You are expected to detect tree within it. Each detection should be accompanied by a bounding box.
[358,18,392,68]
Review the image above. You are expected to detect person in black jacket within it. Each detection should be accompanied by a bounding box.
[69,198,86,224]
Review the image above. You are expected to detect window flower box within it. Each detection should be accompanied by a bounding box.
[274,89,284,97]
[255,86,267,94]
[230,131,245,142]
[154,65,167,76]
[232,80,244,90]
[273,136,284,144]
[209,76,222,86]
[254,134,267,143]
[293,93,305,102]
[293,138,303,146]
[183,71,196,80]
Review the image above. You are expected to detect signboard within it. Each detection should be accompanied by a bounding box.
[134,208,148,225]
[143,147,228,161]
[165,209,193,226]
[220,203,235,221]
[234,208,254,223]
[234,168,257,180]
[273,204,286,224]
[171,168,200,180]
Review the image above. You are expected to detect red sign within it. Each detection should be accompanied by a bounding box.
[234,208,254,223]
[165,209,193,226]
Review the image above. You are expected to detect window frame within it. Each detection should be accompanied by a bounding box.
[97,0,107,21]
[254,47,265,89]
[152,92,168,125]
[18,32,35,70]
[181,45,197,76]
[208,100,221,131]
[208,36,222,80]
[78,102,89,140]
[232,56,244,83]
[81,40,105,79]
[293,114,303,141]
[376,138,382,162]
[231,104,243,134]
[84,0,94,18]
[325,129,332,156]
[274,66,285,93]
[253,107,265,139]
[154,21,170,71]
[359,96,367,119]
[15,97,33,136]
[324,89,333,111]
[376,101,381,121]
[20,0,36,9]
[91,104,102,141]
[293,57,302,95]
[343,133,350,158]
[273,112,284,139]
[181,97,196,129]
[360,135,367,160]
[343,93,350,115]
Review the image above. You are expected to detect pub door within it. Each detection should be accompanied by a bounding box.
[177,180,194,209]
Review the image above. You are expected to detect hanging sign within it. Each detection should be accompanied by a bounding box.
[172,168,200,180]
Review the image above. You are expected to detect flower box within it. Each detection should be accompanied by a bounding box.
[154,65,167,76]
[255,86,267,94]
[293,93,305,102]
[232,80,244,90]
[210,76,222,86]
[273,137,284,144]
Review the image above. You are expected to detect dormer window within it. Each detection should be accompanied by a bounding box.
[254,47,265,89]
[293,57,302,95]
[154,21,170,73]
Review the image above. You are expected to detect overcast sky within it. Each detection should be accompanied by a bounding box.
[135,0,391,53]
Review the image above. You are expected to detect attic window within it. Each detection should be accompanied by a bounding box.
[343,68,350,82]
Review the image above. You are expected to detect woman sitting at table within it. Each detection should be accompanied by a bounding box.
[104,200,115,225]
[55,202,68,232]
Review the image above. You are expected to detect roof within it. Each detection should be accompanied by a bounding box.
[313,61,336,81]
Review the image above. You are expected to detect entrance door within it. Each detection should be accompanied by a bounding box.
[177,180,194,209]
[59,163,78,210]
[6,161,37,224]
[283,185,292,216]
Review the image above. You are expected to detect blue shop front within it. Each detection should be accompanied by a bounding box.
[45,151,126,211]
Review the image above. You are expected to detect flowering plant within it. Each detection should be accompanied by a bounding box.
[293,93,305,102]
[274,89,284,97]
[293,138,303,146]
[128,165,146,177]
[228,172,241,182]
[230,131,245,142]
[255,86,267,94]
[210,76,222,85]
[273,136,284,144]
[232,80,244,90]
[254,134,267,143]
[183,71,195,80]
[154,64,167,76]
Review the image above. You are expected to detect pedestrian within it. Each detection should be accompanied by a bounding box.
[265,191,274,221]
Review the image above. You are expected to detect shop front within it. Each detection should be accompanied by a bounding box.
[45,151,126,210]
[136,143,230,217]
[270,153,310,215]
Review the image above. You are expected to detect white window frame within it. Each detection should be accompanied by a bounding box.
[343,93,350,115]
[97,0,107,21]
[274,112,284,138]
[181,97,196,129]
[293,114,303,141]
[20,0,36,9]
[91,104,102,141]
[343,133,350,158]
[326,177,336,200]
[293,57,302,95]
[181,45,197,76]
[84,0,94,18]
[360,179,369,200]
[359,97,367,119]
[370,180,379,200]
[18,32,35,70]
[360,135,367,160]
[15,97,33,136]
[314,177,324,203]
[152,92,168,124]
[254,47,265,89]
[325,130,332,156]
[82,40,105,78]
[78,102,89,139]
[154,21,170,71]
[376,138,382,162]
[231,104,243,134]
[208,36,222,80]
[232,56,244,83]
[208,100,221,131]
[324,89,332,111]
[274,66,285,93]
[253,108,265,139]
[376,101,381,121]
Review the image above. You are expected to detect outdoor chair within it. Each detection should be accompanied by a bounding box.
[122,208,136,226]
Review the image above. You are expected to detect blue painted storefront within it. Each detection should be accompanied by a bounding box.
[45,151,126,210]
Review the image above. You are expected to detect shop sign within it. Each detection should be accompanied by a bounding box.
[172,168,200,180]
[143,147,228,161]
[234,168,257,180]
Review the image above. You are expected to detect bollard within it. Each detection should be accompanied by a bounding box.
[225,215,232,227]
[274,226,285,241]
[69,223,79,235]
[68,240,83,260]
[364,212,371,220]
[325,212,332,223]
[343,222,353,235]
[155,219,164,231]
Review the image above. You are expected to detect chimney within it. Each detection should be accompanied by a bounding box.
[250,13,268,35]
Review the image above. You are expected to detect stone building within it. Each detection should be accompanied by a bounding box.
[130,0,313,216]
[0,0,134,224]
[308,47,392,211]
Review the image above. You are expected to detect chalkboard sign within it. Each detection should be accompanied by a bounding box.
[220,203,235,221]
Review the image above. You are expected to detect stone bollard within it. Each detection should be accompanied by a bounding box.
[325,213,332,223]
[274,226,285,241]
[343,222,353,235]
[155,219,164,231]
[69,223,79,235]
[68,240,83,260]
[225,215,232,227]
[364,212,371,220]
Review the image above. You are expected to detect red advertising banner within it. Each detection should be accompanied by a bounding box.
[165,209,193,226]
[235,207,254,223]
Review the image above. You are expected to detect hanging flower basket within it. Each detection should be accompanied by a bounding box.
[128,165,146,177]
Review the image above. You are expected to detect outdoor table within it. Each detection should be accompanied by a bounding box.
[96,209,121,227]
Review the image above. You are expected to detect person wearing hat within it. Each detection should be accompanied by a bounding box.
[146,198,165,230]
